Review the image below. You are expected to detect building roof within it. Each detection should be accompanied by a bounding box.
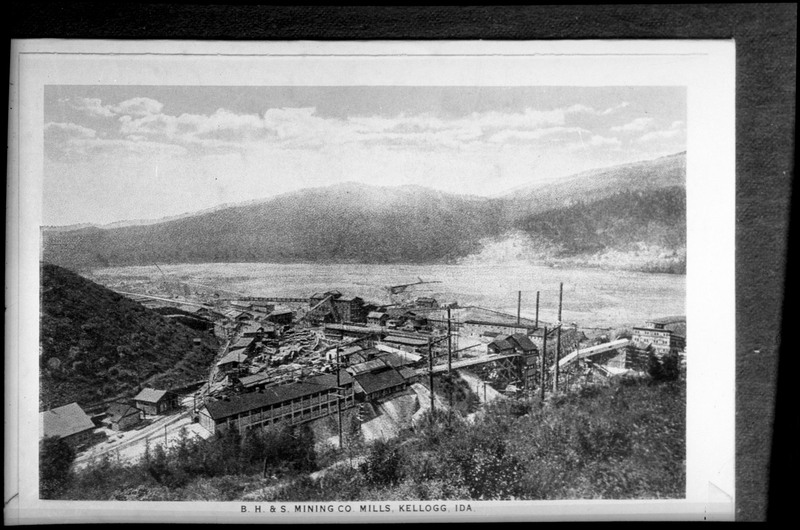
[269,308,293,316]
[509,333,537,352]
[398,367,418,380]
[378,350,421,368]
[307,370,354,387]
[324,323,384,334]
[238,372,273,388]
[217,350,249,366]
[134,388,172,404]
[347,358,389,376]
[106,402,140,423]
[230,337,255,350]
[40,402,95,439]
[340,344,364,357]
[353,368,406,395]
[203,376,343,420]
[489,338,515,352]
[383,335,430,347]
[367,311,387,319]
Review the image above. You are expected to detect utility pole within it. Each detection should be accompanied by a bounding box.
[336,346,343,450]
[554,282,563,393]
[428,337,435,417]
[517,290,522,325]
[447,307,452,372]
[535,291,540,329]
[540,326,547,400]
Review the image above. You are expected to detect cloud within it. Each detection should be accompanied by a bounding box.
[45,122,97,142]
[488,126,591,143]
[109,97,164,117]
[611,117,655,133]
[636,119,685,143]
[63,97,116,118]
[566,102,630,116]
[63,97,165,119]
[636,128,683,143]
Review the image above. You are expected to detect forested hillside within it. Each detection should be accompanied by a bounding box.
[41,153,686,273]
[516,186,686,258]
[39,263,219,411]
[41,184,506,269]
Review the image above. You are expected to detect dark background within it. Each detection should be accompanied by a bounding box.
[7,3,796,521]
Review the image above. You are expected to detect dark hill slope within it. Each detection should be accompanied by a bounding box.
[503,152,686,220]
[41,184,506,269]
[39,263,219,411]
[515,186,686,272]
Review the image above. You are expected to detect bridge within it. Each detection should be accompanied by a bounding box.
[417,353,522,376]
[552,338,630,371]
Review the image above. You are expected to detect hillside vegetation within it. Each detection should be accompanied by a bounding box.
[39,263,219,411]
[50,375,684,501]
[42,153,686,274]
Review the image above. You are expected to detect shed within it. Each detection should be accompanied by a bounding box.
[488,338,515,354]
[217,350,249,372]
[104,402,143,431]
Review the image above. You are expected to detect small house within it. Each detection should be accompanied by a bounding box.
[104,402,143,431]
[367,311,389,327]
[217,350,249,373]
[134,388,179,416]
[40,402,96,449]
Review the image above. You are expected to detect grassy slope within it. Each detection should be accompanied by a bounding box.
[58,375,685,501]
[39,263,219,411]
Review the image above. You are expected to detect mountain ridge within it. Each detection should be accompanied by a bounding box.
[42,152,686,273]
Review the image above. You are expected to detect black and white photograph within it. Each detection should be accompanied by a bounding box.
[7,39,736,523]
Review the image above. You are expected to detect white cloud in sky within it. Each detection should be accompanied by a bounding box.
[611,117,655,133]
[636,120,686,144]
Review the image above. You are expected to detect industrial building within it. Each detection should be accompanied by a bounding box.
[198,371,355,436]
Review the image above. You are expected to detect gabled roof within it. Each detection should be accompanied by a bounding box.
[367,311,387,319]
[489,338,515,351]
[134,388,172,404]
[230,337,255,350]
[217,350,248,366]
[353,368,406,395]
[347,358,389,376]
[40,402,95,439]
[509,333,537,352]
[106,402,140,422]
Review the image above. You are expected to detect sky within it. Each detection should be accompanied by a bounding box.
[43,86,686,226]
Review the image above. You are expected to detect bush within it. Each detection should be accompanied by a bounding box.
[40,436,75,499]
[360,439,402,487]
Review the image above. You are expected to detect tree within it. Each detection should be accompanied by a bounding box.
[646,349,665,381]
[661,351,681,382]
[40,436,75,499]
